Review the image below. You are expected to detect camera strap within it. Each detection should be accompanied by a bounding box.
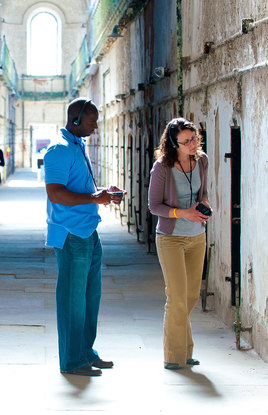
[77,142,98,190]
[178,158,193,207]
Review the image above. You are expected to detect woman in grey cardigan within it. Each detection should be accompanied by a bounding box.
[148,117,212,370]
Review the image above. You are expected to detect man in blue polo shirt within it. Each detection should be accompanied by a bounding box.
[44,98,123,376]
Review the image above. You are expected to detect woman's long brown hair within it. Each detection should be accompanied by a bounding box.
[155,118,203,167]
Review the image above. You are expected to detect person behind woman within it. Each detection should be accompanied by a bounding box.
[148,117,212,370]
[0,148,5,184]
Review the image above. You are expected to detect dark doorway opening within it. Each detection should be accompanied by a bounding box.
[200,126,207,280]
[231,127,241,306]
[127,134,134,232]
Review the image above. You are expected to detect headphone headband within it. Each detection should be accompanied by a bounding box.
[168,119,179,149]
[168,118,194,149]
[73,99,91,126]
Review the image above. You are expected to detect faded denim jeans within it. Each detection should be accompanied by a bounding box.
[54,231,102,372]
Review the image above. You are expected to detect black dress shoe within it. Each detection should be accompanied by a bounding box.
[92,358,114,369]
[61,365,102,376]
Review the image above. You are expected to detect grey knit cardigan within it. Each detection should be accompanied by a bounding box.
[148,152,208,235]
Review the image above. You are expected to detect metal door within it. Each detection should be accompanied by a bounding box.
[231,127,241,305]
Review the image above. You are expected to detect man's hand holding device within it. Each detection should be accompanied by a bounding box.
[107,186,127,204]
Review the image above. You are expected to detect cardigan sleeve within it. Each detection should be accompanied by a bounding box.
[148,161,172,218]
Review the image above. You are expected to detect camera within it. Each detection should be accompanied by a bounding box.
[196,202,212,216]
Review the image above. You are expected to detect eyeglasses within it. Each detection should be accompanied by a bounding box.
[178,136,197,147]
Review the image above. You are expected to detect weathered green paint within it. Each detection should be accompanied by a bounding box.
[19,74,68,101]
[92,0,121,46]
[0,36,18,94]
[92,0,148,59]
[70,36,88,95]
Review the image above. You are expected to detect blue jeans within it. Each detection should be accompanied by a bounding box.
[54,231,102,372]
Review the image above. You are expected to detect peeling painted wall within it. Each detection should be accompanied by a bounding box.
[182,0,268,361]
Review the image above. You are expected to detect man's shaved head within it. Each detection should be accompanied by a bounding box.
[65,98,99,137]
[67,98,98,124]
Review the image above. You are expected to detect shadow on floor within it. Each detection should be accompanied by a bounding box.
[61,373,91,397]
[173,368,222,398]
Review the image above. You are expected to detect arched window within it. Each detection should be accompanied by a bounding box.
[28,10,62,75]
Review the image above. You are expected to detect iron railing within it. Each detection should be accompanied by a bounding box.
[19,75,68,101]
[69,35,88,95]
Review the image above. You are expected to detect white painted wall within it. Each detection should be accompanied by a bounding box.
[182,0,268,361]
[240,69,268,359]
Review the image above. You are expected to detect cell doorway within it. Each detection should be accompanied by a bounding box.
[230,127,241,306]
[30,124,57,172]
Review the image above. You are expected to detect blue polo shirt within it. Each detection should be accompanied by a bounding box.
[44,128,101,248]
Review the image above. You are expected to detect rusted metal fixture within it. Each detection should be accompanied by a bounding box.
[115,93,126,100]
[107,25,125,38]
[204,41,214,54]
[233,272,253,350]
[134,206,144,243]
[241,18,254,34]
[201,243,215,312]
[153,67,171,78]
[138,83,145,91]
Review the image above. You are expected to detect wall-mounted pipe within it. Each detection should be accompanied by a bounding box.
[183,16,268,68]
[201,242,215,312]
[183,60,268,97]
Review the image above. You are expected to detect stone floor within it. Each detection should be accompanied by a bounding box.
[0,169,268,414]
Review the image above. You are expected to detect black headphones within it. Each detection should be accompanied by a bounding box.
[168,119,180,149]
[73,100,91,126]
[168,118,195,149]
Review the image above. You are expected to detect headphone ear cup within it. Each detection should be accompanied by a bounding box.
[168,124,179,149]
[73,100,91,127]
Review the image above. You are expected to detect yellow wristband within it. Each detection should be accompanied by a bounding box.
[173,208,179,219]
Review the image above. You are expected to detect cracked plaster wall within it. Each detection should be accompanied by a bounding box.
[182,0,268,361]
